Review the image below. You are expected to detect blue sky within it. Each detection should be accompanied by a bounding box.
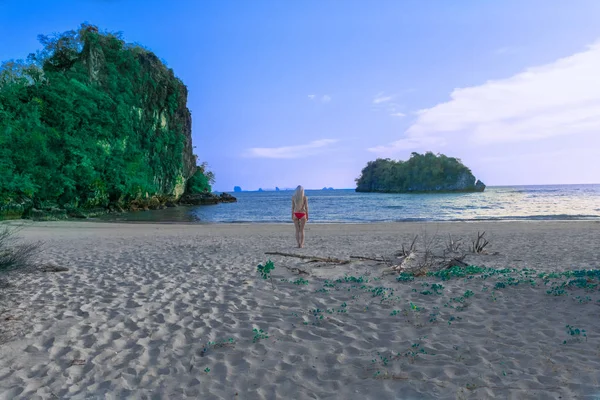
[2,0,600,191]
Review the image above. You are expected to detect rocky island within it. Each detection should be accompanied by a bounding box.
[355,152,485,193]
[0,24,234,220]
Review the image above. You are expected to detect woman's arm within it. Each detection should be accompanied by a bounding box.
[304,197,309,221]
[291,199,295,220]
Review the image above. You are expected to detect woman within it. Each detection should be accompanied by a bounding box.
[291,185,309,248]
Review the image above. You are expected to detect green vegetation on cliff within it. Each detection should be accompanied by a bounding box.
[0,24,212,219]
[355,152,485,193]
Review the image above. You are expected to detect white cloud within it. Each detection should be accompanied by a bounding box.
[245,139,339,159]
[321,95,332,103]
[390,112,406,118]
[308,94,316,100]
[373,92,393,104]
[369,41,600,154]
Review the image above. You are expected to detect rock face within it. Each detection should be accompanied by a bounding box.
[474,180,486,192]
[0,24,208,220]
[178,193,237,206]
[233,186,242,192]
[219,193,237,203]
[399,172,486,193]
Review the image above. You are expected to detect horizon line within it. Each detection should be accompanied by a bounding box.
[214,182,600,192]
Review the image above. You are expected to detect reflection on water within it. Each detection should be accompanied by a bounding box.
[98,185,600,223]
[97,205,202,223]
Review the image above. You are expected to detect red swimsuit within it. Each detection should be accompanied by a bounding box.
[294,212,306,219]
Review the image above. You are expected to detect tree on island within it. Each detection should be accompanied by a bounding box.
[355,152,485,193]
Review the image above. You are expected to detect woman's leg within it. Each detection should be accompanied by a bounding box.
[293,218,301,247]
[299,218,306,248]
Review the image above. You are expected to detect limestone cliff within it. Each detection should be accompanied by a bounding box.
[0,24,205,219]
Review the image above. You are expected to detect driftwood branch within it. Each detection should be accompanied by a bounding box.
[265,252,351,265]
[349,255,386,262]
[396,235,418,257]
[444,255,469,269]
[471,231,489,254]
[285,266,310,275]
[38,264,69,273]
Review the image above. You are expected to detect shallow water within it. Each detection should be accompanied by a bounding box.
[98,184,600,223]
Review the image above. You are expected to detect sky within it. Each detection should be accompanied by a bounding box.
[1,0,600,191]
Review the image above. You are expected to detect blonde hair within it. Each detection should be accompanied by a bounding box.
[292,185,305,208]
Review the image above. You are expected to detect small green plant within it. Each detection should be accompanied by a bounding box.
[396,272,415,282]
[375,352,390,366]
[257,260,275,289]
[293,278,309,285]
[204,367,210,373]
[573,295,592,303]
[563,325,587,344]
[252,328,269,343]
[201,337,236,356]
[336,302,348,313]
[397,337,429,363]
[431,283,444,294]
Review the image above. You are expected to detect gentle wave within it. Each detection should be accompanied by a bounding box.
[99,185,600,223]
[215,215,600,224]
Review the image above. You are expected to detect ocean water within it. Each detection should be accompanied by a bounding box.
[100,185,600,223]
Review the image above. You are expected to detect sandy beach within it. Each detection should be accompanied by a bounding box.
[1,220,599,399]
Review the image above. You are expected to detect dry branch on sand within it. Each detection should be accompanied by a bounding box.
[285,266,310,276]
[349,255,386,262]
[470,231,490,254]
[444,234,462,253]
[38,264,69,273]
[269,229,490,277]
[396,235,419,257]
[264,252,351,265]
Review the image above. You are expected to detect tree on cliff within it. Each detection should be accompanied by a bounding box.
[355,152,485,193]
[0,23,211,217]
[186,162,215,194]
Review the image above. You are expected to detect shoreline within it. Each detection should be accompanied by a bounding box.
[1,220,599,398]
[3,218,600,227]
[4,216,599,227]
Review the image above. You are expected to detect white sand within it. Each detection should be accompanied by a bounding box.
[1,220,600,399]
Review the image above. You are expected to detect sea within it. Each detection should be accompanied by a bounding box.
[99,184,600,223]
